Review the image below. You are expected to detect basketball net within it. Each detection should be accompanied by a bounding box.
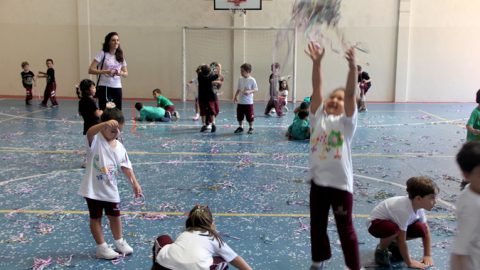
[228,0,247,16]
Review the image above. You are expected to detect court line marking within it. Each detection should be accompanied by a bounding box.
[417,110,450,122]
[0,111,467,128]
[0,146,457,158]
[0,109,47,123]
[0,209,454,219]
[0,160,456,210]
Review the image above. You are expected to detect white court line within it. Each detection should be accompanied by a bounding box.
[0,160,455,210]
[0,109,47,123]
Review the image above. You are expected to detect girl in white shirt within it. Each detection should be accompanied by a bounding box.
[153,205,252,270]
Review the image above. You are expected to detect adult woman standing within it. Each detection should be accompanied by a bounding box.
[88,32,128,110]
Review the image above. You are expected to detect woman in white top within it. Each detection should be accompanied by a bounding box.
[88,32,128,110]
[152,205,252,270]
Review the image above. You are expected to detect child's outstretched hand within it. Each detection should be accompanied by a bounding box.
[305,41,325,62]
[345,46,356,70]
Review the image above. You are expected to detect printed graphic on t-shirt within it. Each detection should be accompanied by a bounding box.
[310,128,344,160]
[93,155,119,185]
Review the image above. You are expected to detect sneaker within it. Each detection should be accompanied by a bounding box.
[51,104,59,108]
[234,127,244,133]
[192,113,199,121]
[173,111,180,120]
[309,262,324,270]
[39,103,47,108]
[26,101,32,105]
[96,244,120,260]
[388,242,403,262]
[374,246,392,267]
[165,111,172,119]
[200,125,208,132]
[247,127,254,134]
[115,239,133,255]
[81,162,86,168]
[211,124,216,133]
[206,124,212,130]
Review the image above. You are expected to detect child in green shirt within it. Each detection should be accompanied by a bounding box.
[135,102,171,122]
[152,88,180,120]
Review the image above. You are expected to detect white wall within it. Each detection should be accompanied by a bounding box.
[0,0,478,102]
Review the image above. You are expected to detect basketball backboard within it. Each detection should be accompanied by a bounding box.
[214,0,262,10]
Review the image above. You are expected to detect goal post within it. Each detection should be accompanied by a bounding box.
[182,26,297,103]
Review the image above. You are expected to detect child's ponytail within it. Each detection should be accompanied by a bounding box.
[185,205,224,247]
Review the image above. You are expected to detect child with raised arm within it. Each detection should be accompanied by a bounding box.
[153,88,180,120]
[450,141,480,270]
[38,58,59,107]
[152,205,252,270]
[20,61,36,105]
[78,107,142,260]
[233,63,258,134]
[368,177,438,269]
[305,42,360,270]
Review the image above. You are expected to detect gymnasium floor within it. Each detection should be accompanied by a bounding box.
[0,98,471,269]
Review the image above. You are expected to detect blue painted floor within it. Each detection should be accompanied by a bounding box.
[0,99,472,269]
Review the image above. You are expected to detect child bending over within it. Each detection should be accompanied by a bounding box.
[135,102,171,122]
[77,107,142,259]
[153,88,180,120]
[368,176,438,269]
[152,205,252,270]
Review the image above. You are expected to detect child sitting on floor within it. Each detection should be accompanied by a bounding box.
[135,102,171,122]
[286,110,310,140]
[367,176,438,268]
[152,205,252,270]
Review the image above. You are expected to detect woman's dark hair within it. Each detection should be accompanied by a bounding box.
[185,205,224,247]
[101,107,124,124]
[102,32,124,62]
[476,89,480,104]
[76,79,95,99]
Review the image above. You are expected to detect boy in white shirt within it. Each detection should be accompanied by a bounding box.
[368,177,438,269]
[78,107,142,259]
[450,141,480,270]
[233,63,258,134]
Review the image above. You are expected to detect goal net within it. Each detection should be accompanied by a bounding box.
[182,27,297,102]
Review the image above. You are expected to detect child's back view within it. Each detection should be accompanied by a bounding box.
[450,141,480,270]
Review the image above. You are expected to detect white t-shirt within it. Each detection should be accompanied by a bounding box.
[308,104,357,193]
[157,231,238,270]
[368,196,427,231]
[451,187,480,269]
[94,51,127,88]
[237,76,258,105]
[78,134,132,203]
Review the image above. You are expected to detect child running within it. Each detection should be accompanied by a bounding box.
[233,63,258,134]
[153,88,179,121]
[135,102,171,122]
[367,177,438,269]
[38,58,59,107]
[450,141,480,270]
[305,41,360,270]
[152,205,252,270]
[78,107,142,259]
[20,61,36,105]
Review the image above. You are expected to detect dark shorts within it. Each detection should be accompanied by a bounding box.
[85,197,120,219]
[164,105,175,113]
[236,104,254,122]
[199,100,219,117]
[368,219,427,239]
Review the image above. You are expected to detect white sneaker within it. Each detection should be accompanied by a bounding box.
[206,124,212,130]
[96,244,120,260]
[115,239,133,255]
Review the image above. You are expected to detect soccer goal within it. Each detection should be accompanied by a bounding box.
[182,26,297,102]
